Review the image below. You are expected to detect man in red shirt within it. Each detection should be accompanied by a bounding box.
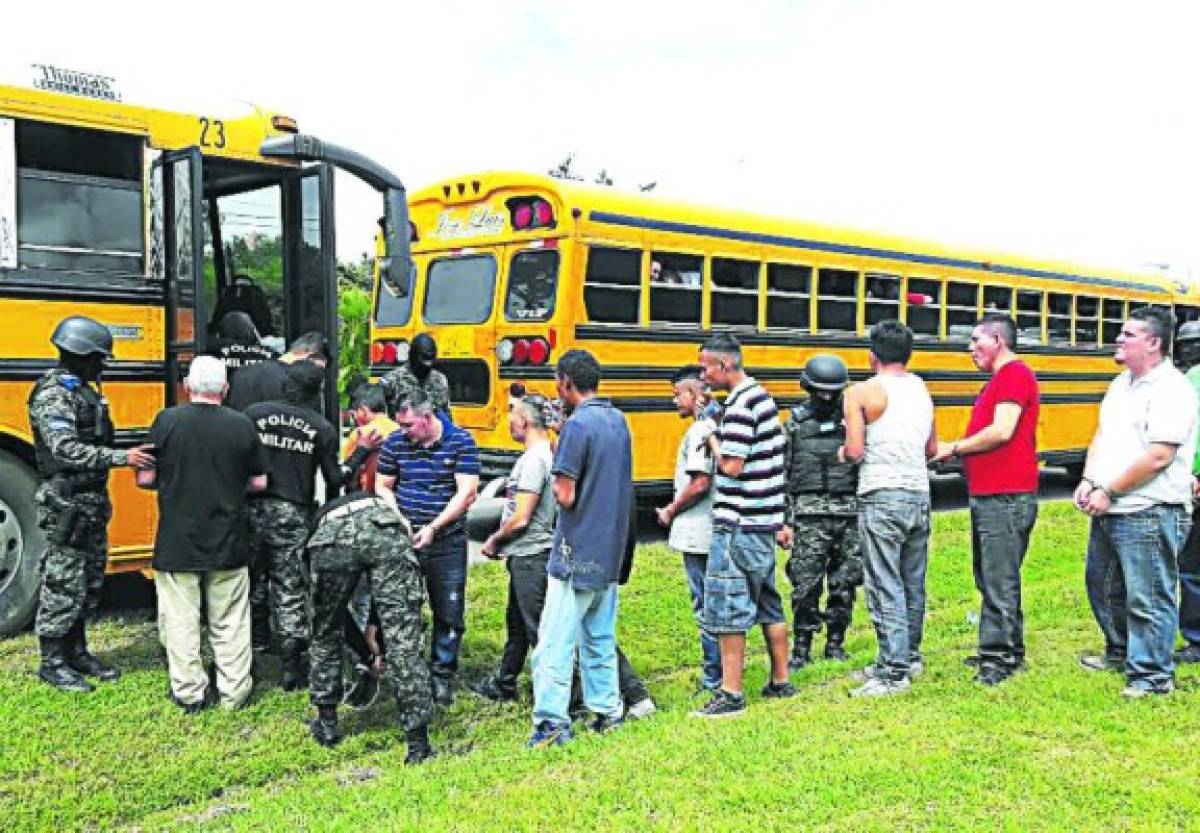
[933,313,1041,685]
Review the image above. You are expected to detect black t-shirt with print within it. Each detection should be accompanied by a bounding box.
[244,401,340,507]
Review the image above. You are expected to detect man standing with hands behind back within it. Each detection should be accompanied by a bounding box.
[932,314,1040,686]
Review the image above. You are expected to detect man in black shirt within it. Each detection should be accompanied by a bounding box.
[138,356,269,713]
[244,361,340,689]
[209,311,277,385]
[225,330,328,414]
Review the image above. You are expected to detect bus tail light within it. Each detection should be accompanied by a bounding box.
[528,337,550,365]
[513,204,533,230]
[507,196,556,231]
[370,341,385,363]
[381,342,398,364]
[533,200,553,226]
[512,338,531,365]
[497,338,515,364]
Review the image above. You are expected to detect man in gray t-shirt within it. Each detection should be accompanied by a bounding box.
[656,365,721,691]
[476,396,559,700]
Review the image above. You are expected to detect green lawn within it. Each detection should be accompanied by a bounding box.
[2,502,1198,832]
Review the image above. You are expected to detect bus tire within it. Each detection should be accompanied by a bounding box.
[0,451,43,637]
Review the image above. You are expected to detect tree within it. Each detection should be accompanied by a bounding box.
[548,153,583,182]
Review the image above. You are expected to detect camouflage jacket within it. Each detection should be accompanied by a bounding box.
[380,364,450,414]
[27,368,126,477]
[788,493,859,520]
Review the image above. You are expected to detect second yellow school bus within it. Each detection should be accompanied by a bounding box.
[370,171,1200,494]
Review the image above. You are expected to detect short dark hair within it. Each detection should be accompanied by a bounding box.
[282,359,325,405]
[556,349,601,393]
[671,364,706,386]
[1130,305,1176,356]
[288,330,329,359]
[978,313,1018,349]
[351,383,387,414]
[398,388,436,416]
[868,320,914,365]
[701,333,742,368]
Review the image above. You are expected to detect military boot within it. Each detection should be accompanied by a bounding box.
[66,619,120,681]
[309,705,343,747]
[824,630,849,662]
[404,724,434,765]
[788,633,813,671]
[280,638,309,692]
[38,636,93,693]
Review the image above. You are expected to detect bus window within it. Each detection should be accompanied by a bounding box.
[205,186,284,337]
[424,254,497,324]
[711,257,759,327]
[1101,299,1126,344]
[816,268,858,332]
[907,277,941,337]
[505,249,559,321]
[584,246,640,324]
[649,251,702,325]
[1048,293,1071,343]
[1177,305,1200,326]
[983,285,1012,313]
[946,281,978,339]
[864,272,901,328]
[1017,290,1043,345]
[1075,296,1099,345]
[14,121,143,275]
[765,263,811,329]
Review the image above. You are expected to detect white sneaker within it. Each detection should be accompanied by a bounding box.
[626,697,657,720]
[849,677,911,698]
[850,661,922,682]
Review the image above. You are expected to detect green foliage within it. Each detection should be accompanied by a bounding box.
[337,281,373,405]
[3,502,1200,831]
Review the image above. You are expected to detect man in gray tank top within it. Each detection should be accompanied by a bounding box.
[841,321,937,696]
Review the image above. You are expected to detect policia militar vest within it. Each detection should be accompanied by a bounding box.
[786,401,858,496]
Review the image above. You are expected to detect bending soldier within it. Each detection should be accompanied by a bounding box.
[780,354,863,668]
[380,332,450,417]
[27,316,154,691]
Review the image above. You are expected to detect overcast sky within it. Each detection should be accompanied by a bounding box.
[7,1,1200,281]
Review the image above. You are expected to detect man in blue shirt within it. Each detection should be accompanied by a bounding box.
[529,350,633,747]
[376,390,480,705]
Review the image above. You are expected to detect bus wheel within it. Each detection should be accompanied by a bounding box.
[0,451,43,637]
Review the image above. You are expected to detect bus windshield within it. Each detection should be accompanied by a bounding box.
[424,254,496,324]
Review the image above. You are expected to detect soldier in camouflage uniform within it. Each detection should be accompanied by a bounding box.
[27,316,154,692]
[306,495,435,764]
[380,332,450,417]
[780,354,862,669]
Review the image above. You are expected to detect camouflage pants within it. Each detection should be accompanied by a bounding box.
[246,498,312,642]
[307,502,433,731]
[786,514,863,636]
[34,487,110,638]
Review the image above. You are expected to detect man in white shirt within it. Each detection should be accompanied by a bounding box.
[1076,306,1198,698]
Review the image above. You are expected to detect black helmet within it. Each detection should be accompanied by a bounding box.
[800,353,848,392]
[411,332,438,367]
[51,316,113,358]
[216,310,260,343]
[1177,321,1200,343]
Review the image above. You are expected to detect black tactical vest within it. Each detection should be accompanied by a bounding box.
[786,401,858,495]
[28,371,115,484]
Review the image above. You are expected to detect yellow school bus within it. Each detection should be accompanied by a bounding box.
[369,170,1200,496]
[0,67,415,634]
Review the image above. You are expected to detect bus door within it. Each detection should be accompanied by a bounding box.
[421,247,502,430]
[153,147,206,406]
[280,164,338,422]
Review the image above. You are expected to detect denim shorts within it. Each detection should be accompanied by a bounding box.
[704,527,786,634]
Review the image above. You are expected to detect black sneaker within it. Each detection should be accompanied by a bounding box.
[974,666,1012,687]
[309,716,343,747]
[469,676,519,703]
[587,713,625,734]
[1079,654,1125,673]
[761,680,797,698]
[689,688,747,719]
[1174,643,1200,664]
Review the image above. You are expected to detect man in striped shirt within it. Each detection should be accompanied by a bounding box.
[691,334,795,719]
[376,390,480,706]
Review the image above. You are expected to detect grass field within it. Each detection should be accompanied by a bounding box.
[1,501,1198,832]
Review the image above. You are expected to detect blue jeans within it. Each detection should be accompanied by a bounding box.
[1085,505,1188,688]
[417,531,467,679]
[970,493,1039,670]
[683,552,722,689]
[531,577,621,725]
[858,490,931,681]
[704,528,786,634]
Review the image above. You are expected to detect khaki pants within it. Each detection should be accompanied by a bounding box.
[156,568,253,709]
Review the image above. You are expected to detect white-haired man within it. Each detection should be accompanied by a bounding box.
[137,356,269,713]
